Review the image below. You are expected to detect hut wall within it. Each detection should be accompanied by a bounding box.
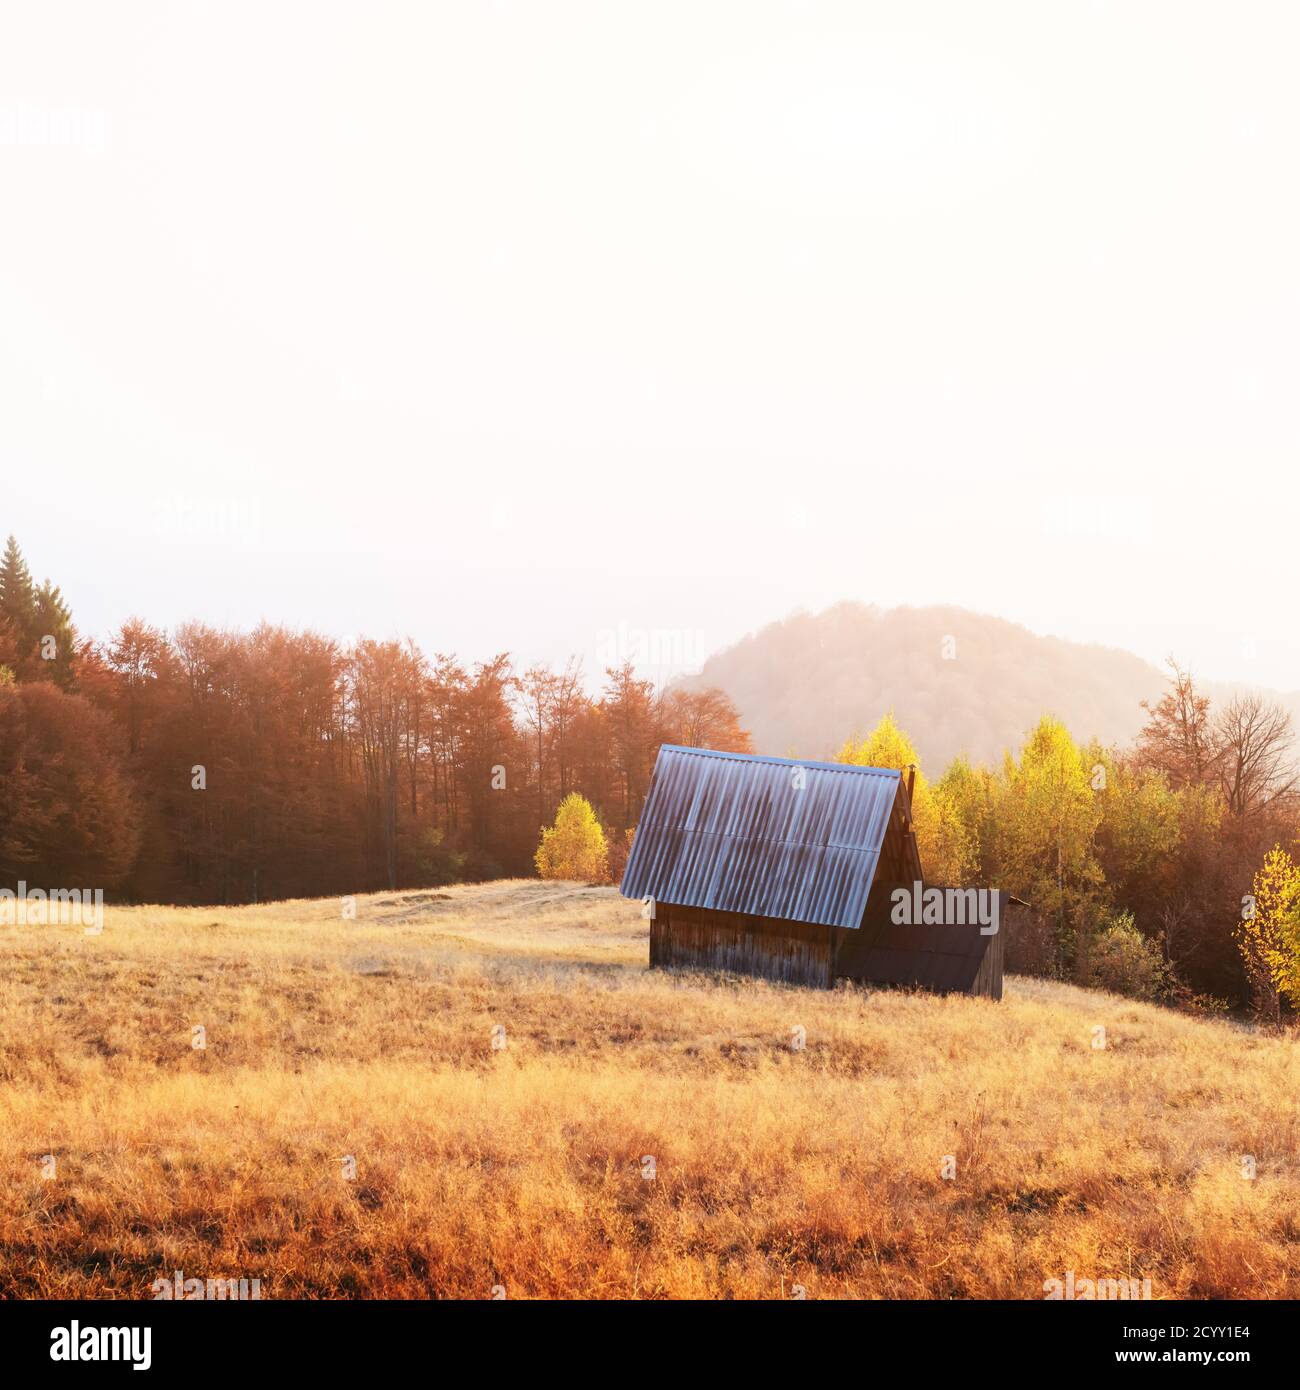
[647,893,1005,1000]
[650,902,834,988]
[831,884,1005,1000]
[973,899,1005,1000]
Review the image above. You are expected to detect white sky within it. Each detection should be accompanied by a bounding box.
[2,2,1297,691]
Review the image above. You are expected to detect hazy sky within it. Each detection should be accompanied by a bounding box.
[3,2,1297,692]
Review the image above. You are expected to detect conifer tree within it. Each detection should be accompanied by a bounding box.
[0,534,37,639]
[0,538,77,684]
[34,579,76,686]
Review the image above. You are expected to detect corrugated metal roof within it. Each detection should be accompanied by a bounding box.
[619,745,905,930]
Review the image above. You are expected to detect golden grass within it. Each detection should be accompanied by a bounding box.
[2,880,1298,1299]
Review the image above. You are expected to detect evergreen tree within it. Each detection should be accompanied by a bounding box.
[0,534,37,640]
[34,579,76,686]
[0,538,77,685]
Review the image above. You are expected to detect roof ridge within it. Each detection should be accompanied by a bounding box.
[658,745,902,777]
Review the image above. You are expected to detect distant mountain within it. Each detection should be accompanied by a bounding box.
[680,602,1299,773]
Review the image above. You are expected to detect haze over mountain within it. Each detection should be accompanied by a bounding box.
[681,603,1300,773]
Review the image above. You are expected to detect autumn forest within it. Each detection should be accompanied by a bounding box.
[0,535,750,907]
[4,530,1300,1018]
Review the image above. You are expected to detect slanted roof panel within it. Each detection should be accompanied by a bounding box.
[619,745,903,930]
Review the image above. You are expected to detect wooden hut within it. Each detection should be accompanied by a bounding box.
[620,745,1003,1000]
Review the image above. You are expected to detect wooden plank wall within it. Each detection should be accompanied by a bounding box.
[650,902,834,988]
[971,894,1006,1000]
[648,892,1006,999]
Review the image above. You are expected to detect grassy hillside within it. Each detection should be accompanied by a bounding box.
[2,882,1297,1299]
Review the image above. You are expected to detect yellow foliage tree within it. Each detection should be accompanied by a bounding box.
[926,780,979,885]
[1236,845,1300,1023]
[535,793,609,882]
[992,715,1105,971]
[834,712,971,882]
[834,711,919,775]
[934,754,996,884]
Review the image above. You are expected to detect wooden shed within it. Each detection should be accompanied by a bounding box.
[620,745,1003,1000]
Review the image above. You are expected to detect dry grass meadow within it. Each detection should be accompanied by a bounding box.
[2,880,1299,1300]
